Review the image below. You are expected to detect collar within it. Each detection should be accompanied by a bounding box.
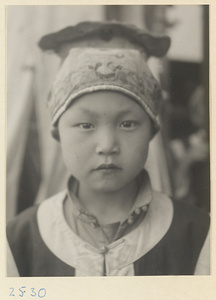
[37,189,174,276]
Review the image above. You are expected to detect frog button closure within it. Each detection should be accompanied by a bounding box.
[127,216,134,225]
[135,208,141,215]
[142,205,148,212]
[100,246,108,254]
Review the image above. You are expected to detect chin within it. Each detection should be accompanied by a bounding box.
[91,181,128,193]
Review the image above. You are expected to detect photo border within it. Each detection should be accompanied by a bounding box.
[1,1,215,299]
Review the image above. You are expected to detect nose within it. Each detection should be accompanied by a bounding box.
[96,128,120,156]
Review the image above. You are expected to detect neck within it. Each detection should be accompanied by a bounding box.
[77,180,139,225]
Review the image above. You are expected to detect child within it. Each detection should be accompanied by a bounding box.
[7,21,210,276]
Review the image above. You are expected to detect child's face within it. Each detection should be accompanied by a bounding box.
[58,91,152,193]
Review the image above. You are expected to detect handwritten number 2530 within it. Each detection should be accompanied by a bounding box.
[9,287,46,298]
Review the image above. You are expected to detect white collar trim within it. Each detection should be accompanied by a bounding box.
[37,190,173,276]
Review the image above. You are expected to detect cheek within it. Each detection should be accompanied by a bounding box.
[60,136,92,167]
[140,139,150,155]
[60,138,79,164]
[126,137,150,164]
[126,131,150,151]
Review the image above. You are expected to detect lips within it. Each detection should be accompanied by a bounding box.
[94,163,121,171]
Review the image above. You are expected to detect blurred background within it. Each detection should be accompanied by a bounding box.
[7,5,210,222]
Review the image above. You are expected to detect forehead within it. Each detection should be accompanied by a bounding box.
[62,91,148,118]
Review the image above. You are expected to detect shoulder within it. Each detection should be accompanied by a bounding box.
[7,205,39,243]
[7,190,67,244]
[164,199,210,256]
[6,190,76,277]
[134,189,210,275]
[172,200,210,231]
[152,189,209,229]
[151,190,209,246]
[6,203,41,273]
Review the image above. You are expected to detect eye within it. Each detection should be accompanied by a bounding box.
[119,121,137,129]
[77,123,95,130]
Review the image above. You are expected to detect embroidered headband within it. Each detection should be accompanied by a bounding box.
[49,47,162,132]
[38,21,171,135]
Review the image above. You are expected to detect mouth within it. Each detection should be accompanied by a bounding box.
[94,164,121,171]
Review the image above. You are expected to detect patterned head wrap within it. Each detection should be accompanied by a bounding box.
[38,21,171,135]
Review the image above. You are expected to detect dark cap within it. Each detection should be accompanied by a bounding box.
[38,21,171,59]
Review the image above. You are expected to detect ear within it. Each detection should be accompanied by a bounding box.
[51,126,60,141]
